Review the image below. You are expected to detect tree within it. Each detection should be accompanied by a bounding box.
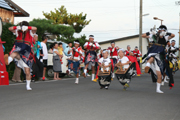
[29,18,75,40]
[43,6,91,33]
[59,34,88,47]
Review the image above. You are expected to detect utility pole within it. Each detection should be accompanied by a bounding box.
[175,1,180,57]
[139,0,142,71]
[179,13,180,58]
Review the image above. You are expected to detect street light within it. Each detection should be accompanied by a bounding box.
[153,17,163,25]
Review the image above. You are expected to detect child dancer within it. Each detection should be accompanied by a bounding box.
[72,40,82,84]
[115,49,133,91]
[98,49,111,89]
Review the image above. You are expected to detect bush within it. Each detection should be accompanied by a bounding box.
[1,23,16,79]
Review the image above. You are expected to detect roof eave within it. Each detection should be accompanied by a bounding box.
[98,34,140,44]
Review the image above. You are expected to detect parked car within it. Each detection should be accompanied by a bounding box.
[46,40,70,77]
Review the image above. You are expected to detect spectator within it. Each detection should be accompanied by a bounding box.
[33,34,42,59]
[53,43,62,80]
[12,65,22,83]
[48,44,54,54]
[31,34,44,82]
[41,35,48,81]
[3,45,5,52]
[58,42,63,60]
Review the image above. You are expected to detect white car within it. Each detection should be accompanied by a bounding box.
[46,40,70,77]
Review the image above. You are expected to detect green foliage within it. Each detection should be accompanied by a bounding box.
[29,18,75,40]
[58,34,88,47]
[1,23,16,79]
[43,5,91,33]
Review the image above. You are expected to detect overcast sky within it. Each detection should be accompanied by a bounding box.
[14,0,180,46]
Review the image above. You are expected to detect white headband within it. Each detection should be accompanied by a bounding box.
[118,48,124,53]
[102,50,109,53]
[74,41,80,44]
[34,34,38,36]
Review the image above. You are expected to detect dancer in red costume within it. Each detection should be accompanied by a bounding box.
[107,41,119,78]
[4,21,37,90]
[83,35,100,81]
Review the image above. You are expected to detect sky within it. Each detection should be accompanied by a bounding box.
[14,0,180,46]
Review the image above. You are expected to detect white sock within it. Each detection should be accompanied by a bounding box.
[92,74,95,80]
[26,80,32,90]
[146,62,151,67]
[8,56,13,64]
[156,83,163,93]
[75,78,79,84]
[112,73,115,78]
[84,69,87,75]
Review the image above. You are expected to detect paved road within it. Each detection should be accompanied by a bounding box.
[0,72,180,120]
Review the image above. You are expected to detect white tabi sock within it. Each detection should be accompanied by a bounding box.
[112,73,115,78]
[156,83,163,93]
[26,80,32,90]
[84,69,87,75]
[8,56,13,64]
[164,76,168,83]
[75,78,79,84]
[92,74,95,81]
[146,62,151,67]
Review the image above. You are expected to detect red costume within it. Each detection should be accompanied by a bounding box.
[127,56,141,75]
[107,47,118,58]
[133,50,142,58]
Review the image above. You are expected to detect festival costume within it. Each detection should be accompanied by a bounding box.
[92,53,103,82]
[133,49,142,66]
[83,41,100,80]
[6,26,35,90]
[168,46,179,73]
[107,47,118,78]
[98,57,112,89]
[115,56,135,90]
[125,50,132,56]
[72,47,82,84]
[143,27,174,93]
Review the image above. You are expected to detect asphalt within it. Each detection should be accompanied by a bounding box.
[0,72,180,120]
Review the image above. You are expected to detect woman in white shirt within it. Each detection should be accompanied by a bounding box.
[53,43,62,80]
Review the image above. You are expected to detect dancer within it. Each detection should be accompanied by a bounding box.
[4,21,37,90]
[66,42,73,75]
[98,49,112,89]
[168,40,180,73]
[125,45,132,56]
[72,40,82,84]
[92,49,103,82]
[133,46,142,66]
[107,41,119,78]
[142,25,175,93]
[83,35,100,81]
[115,49,135,91]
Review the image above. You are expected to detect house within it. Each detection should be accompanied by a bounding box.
[0,0,29,24]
